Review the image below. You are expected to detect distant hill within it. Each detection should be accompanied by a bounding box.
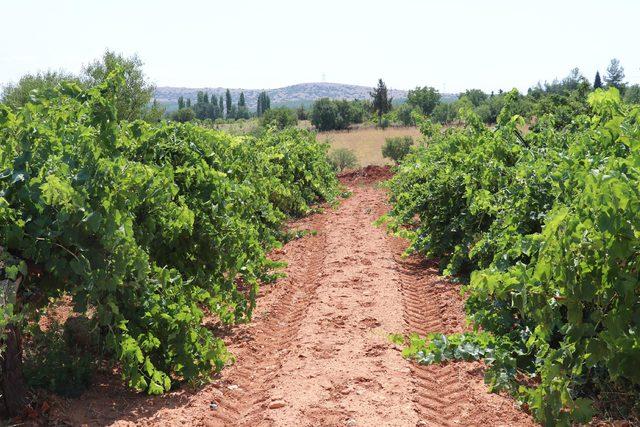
[155,83,457,111]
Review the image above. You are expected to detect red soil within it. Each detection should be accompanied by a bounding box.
[49,171,533,426]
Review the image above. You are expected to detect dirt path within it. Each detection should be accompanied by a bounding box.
[55,170,533,426]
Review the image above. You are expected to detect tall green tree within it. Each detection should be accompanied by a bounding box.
[604,58,626,90]
[178,96,185,109]
[370,79,393,123]
[225,89,232,118]
[219,96,224,117]
[594,71,603,89]
[407,86,441,114]
[237,92,249,119]
[82,50,155,121]
[256,91,271,116]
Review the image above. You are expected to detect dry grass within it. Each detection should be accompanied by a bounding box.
[317,126,423,166]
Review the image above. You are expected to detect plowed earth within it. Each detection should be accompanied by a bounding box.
[52,167,533,426]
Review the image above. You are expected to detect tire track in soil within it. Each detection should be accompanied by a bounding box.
[206,213,329,426]
[393,242,533,426]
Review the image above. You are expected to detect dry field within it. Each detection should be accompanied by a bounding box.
[317,126,423,166]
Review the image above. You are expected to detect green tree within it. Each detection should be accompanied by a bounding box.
[261,107,298,129]
[225,89,232,118]
[604,58,625,90]
[218,96,224,116]
[395,103,416,126]
[82,50,155,121]
[407,86,441,115]
[311,98,339,131]
[461,89,487,107]
[1,70,80,109]
[236,92,249,119]
[370,78,393,123]
[256,91,271,116]
[594,71,603,89]
[178,96,185,110]
[170,107,195,122]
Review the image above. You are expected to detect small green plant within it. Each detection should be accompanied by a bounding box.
[328,148,358,172]
[382,136,413,164]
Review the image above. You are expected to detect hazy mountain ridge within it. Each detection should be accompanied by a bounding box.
[155,83,420,110]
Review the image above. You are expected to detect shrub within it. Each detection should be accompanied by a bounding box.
[431,102,457,124]
[261,107,298,129]
[170,107,195,122]
[311,98,340,131]
[382,136,413,164]
[395,103,416,126]
[328,148,358,172]
[311,98,367,131]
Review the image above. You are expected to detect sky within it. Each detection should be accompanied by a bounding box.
[1,0,639,93]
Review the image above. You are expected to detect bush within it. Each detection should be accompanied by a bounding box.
[431,102,457,124]
[328,148,358,172]
[395,103,416,126]
[170,107,195,122]
[311,98,340,131]
[261,107,298,129]
[311,98,367,131]
[382,136,413,164]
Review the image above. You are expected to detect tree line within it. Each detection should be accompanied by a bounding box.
[171,90,272,122]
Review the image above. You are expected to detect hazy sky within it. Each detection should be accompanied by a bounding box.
[1,0,639,93]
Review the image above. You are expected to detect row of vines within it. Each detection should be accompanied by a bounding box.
[385,88,640,425]
[0,71,337,414]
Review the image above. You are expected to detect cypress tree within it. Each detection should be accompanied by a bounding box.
[225,89,232,117]
[186,98,191,108]
[594,71,603,89]
[178,96,185,110]
[203,93,209,104]
[239,92,246,107]
[257,92,263,116]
